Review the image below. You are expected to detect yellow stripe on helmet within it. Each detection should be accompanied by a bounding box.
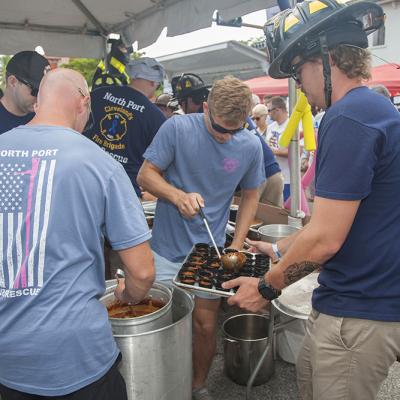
[284,14,300,32]
[308,0,329,14]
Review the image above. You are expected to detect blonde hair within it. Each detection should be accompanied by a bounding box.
[252,104,268,117]
[330,45,371,80]
[207,76,252,125]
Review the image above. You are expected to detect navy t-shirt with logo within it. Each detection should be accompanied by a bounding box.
[312,86,400,322]
[84,86,166,196]
[0,102,34,135]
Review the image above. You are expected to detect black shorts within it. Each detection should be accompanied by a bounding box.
[0,354,127,400]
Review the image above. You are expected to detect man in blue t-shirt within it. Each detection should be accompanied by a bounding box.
[0,68,155,400]
[0,51,50,135]
[225,1,400,399]
[138,76,265,400]
[84,57,166,198]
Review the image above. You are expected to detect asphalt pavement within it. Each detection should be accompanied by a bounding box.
[206,303,400,400]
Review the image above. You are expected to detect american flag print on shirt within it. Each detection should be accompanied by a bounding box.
[0,157,56,296]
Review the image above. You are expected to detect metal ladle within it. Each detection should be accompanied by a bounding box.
[196,199,222,259]
[221,251,247,273]
[196,200,246,272]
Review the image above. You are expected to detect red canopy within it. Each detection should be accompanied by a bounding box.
[245,63,400,98]
[245,75,289,98]
[368,63,400,96]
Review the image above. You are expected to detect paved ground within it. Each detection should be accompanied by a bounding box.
[206,303,400,400]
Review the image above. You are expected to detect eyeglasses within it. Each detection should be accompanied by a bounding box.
[78,87,92,114]
[290,58,308,84]
[251,115,267,121]
[78,87,94,131]
[15,76,38,97]
[267,108,277,113]
[208,111,244,135]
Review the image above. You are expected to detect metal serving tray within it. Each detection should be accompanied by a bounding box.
[172,244,270,298]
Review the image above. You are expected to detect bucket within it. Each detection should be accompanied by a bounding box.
[258,224,299,243]
[223,314,274,386]
[101,281,173,335]
[105,282,194,400]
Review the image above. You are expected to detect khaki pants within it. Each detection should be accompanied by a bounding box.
[297,309,400,400]
[259,172,284,207]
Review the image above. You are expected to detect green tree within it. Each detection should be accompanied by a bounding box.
[60,58,99,86]
[0,55,12,90]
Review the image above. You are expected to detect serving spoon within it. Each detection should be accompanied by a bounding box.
[196,200,246,272]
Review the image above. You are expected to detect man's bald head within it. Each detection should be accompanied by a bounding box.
[33,68,90,133]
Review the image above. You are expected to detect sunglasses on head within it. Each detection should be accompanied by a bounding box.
[15,76,38,97]
[78,87,94,131]
[208,111,244,135]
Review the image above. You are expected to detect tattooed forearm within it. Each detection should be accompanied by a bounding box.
[283,261,321,286]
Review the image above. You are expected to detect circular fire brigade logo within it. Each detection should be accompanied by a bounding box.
[100,113,127,141]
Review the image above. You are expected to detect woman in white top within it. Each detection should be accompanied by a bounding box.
[251,104,269,140]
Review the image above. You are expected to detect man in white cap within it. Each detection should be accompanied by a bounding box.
[84,57,166,198]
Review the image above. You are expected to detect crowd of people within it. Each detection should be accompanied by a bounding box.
[0,1,400,400]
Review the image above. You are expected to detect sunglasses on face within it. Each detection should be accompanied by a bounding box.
[208,111,244,135]
[251,115,266,121]
[267,108,277,113]
[290,58,308,84]
[15,76,38,97]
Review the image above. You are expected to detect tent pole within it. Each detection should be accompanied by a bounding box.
[288,0,301,220]
[104,36,109,70]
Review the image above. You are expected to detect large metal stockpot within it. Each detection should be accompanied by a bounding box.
[258,224,300,243]
[102,282,194,400]
[223,314,274,386]
[101,281,173,335]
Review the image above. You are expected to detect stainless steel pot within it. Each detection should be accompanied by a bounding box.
[223,314,274,386]
[101,282,173,335]
[104,283,194,400]
[258,224,300,243]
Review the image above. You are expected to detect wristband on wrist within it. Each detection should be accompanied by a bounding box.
[271,242,282,259]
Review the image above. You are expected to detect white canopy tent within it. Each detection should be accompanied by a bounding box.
[0,0,274,58]
[157,40,268,83]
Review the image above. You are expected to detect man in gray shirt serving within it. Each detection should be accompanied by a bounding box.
[138,76,265,400]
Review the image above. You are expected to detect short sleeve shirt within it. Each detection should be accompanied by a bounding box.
[0,125,151,395]
[0,101,34,135]
[143,113,265,264]
[312,87,400,321]
[266,119,290,183]
[246,117,280,178]
[84,86,166,197]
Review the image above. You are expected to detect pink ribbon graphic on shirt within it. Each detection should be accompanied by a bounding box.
[13,158,40,289]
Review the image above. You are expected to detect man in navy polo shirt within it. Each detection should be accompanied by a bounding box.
[226,1,400,399]
[0,51,50,135]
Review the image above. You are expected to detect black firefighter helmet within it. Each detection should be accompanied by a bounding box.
[171,73,209,104]
[263,0,384,107]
